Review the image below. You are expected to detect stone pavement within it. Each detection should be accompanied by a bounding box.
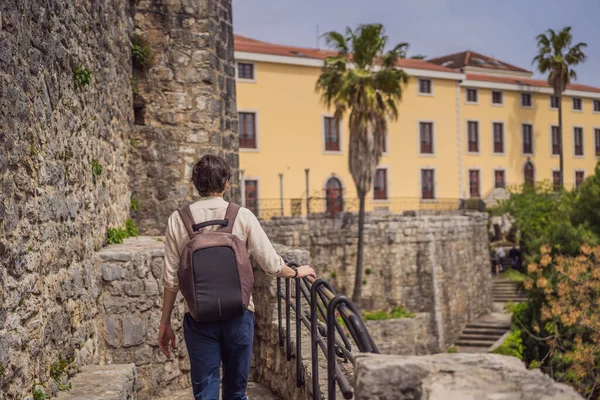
[56,364,137,400]
[155,382,280,400]
[455,308,512,353]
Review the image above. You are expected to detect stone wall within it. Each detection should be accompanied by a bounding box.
[0,1,133,397]
[353,353,583,400]
[365,314,437,356]
[95,237,189,399]
[129,0,240,236]
[262,211,493,349]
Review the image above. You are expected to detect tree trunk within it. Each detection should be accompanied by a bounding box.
[558,94,564,188]
[351,191,366,309]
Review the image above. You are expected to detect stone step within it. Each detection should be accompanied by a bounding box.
[462,328,509,336]
[459,333,505,341]
[55,364,136,400]
[455,339,497,347]
[465,322,511,330]
[155,382,281,400]
[494,297,528,303]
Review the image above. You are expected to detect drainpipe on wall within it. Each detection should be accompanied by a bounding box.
[279,173,284,216]
[305,169,310,216]
[456,82,465,199]
[240,169,246,207]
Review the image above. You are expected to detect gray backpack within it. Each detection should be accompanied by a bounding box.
[177,203,254,322]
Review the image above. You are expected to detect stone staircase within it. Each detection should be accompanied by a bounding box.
[493,277,527,303]
[455,320,511,352]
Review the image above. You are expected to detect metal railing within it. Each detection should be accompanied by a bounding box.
[277,260,379,400]
[253,197,463,220]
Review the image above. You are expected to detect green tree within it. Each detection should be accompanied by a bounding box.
[316,24,409,308]
[533,27,587,189]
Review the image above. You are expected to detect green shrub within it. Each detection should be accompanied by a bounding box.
[330,271,337,280]
[50,358,73,391]
[363,305,414,321]
[130,193,139,211]
[131,34,154,70]
[91,159,103,178]
[32,385,49,400]
[74,66,91,89]
[107,219,139,244]
[446,346,458,353]
[365,268,372,275]
[499,268,527,283]
[492,329,524,360]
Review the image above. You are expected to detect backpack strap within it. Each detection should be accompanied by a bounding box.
[219,203,241,234]
[177,205,196,238]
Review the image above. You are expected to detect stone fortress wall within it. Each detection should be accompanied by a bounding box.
[262,212,493,350]
[0,0,238,397]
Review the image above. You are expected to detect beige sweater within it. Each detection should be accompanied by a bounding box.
[162,196,285,312]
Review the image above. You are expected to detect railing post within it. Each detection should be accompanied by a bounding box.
[286,277,292,361]
[279,173,284,217]
[277,277,283,347]
[295,276,303,387]
[305,168,310,216]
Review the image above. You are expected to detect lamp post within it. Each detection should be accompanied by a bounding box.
[305,169,310,216]
[240,169,245,207]
[279,173,284,217]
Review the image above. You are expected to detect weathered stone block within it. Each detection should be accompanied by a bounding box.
[102,263,123,281]
[123,317,146,347]
[354,353,583,400]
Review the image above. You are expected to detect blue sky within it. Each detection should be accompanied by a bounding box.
[232,0,600,87]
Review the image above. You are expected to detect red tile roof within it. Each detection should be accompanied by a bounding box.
[466,74,600,94]
[234,35,459,74]
[428,51,532,74]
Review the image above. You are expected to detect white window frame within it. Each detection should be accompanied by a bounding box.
[419,166,437,202]
[574,169,586,190]
[520,92,533,109]
[243,176,261,215]
[521,122,535,156]
[572,97,583,112]
[550,125,560,158]
[382,131,389,156]
[466,120,481,155]
[549,95,560,110]
[417,120,436,156]
[418,78,433,96]
[235,61,257,83]
[573,126,585,158]
[551,168,561,191]
[322,174,346,213]
[238,109,260,152]
[465,88,479,105]
[491,90,504,106]
[372,166,390,203]
[492,168,507,189]
[322,114,344,155]
[491,121,506,155]
[594,127,600,158]
[467,168,482,198]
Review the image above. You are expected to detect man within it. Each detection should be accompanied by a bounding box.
[509,245,521,271]
[158,155,316,399]
[494,245,506,275]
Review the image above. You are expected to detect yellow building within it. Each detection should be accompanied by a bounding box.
[234,35,600,218]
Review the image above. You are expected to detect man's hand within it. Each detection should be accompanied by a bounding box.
[158,323,176,359]
[296,265,317,280]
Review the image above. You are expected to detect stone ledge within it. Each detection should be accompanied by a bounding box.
[354,353,582,400]
[56,364,137,400]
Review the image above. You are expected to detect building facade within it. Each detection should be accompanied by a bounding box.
[234,36,600,217]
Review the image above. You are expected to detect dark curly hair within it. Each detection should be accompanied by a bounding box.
[191,155,232,197]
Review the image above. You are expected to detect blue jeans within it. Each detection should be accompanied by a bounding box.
[183,310,255,399]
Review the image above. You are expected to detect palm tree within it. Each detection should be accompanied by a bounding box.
[533,27,586,189]
[316,24,408,308]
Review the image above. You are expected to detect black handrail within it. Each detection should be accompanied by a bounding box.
[277,260,379,399]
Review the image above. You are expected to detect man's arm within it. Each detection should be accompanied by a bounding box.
[158,289,177,358]
[245,210,316,280]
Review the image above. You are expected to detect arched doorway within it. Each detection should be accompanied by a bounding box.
[524,161,535,186]
[325,177,343,215]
